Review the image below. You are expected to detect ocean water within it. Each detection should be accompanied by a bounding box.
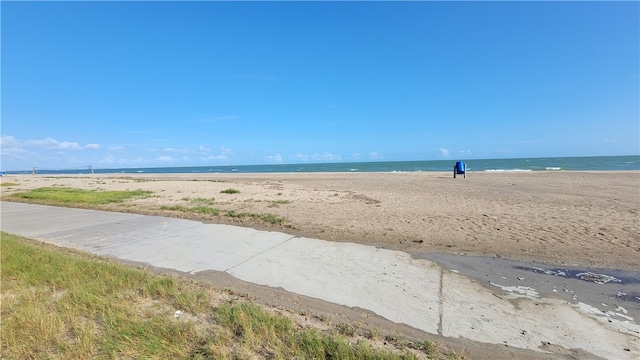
[6,155,639,175]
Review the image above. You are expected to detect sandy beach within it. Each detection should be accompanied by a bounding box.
[2,171,639,271]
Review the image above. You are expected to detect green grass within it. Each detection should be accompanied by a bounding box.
[5,186,285,227]
[1,182,20,187]
[270,199,292,205]
[161,204,221,216]
[225,210,286,225]
[7,187,152,205]
[161,205,285,225]
[416,340,438,355]
[1,232,214,359]
[182,196,216,205]
[1,233,463,359]
[335,323,357,337]
[220,188,240,194]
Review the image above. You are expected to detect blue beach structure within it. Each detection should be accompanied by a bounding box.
[454,161,466,178]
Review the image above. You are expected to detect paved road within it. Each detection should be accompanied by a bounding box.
[1,202,638,359]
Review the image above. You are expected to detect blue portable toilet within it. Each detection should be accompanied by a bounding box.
[454,161,466,178]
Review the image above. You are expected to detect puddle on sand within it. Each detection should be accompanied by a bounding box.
[514,266,640,285]
[418,252,640,317]
[616,292,640,303]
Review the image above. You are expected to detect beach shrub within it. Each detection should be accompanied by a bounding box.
[220,188,240,194]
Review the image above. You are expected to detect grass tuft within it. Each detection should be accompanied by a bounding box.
[269,199,292,206]
[225,210,286,225]
[417,339,438,355]
[160,205,220,216]
[220,188,240,194]
[271,199,292,204]
[182,197,216,205]
[335,323,357,337]
[160,206,285,225]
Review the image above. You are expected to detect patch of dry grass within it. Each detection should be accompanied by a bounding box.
[1,182,20,187]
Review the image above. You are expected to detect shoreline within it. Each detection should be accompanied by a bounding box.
[2,170,639,271]
[4,169,640,176]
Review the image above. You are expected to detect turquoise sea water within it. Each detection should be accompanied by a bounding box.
[6,155,639,175]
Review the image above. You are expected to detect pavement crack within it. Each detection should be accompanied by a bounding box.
[223,235,297,273]
[438,265,444,336]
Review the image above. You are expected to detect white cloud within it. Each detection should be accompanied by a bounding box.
[294,154,308,161]
[1,135,19,147]
[265,153,283,162]
[98,154,147,166]
[1,135,102,154]
[368,152,379,159]
[28,137,82,150]
[202,155,228,161]
[0,136,28,155]
[102,153,115,163]
[197,147,234,161]
[311,152,341,161]
[158,156,174,162]
[108,146,125,152]
[163,147,191,154]
[220,147,234,155]
[459,150,471,155]
[295,152,343,162]
[438,148,450,157]
[1,135,112,170]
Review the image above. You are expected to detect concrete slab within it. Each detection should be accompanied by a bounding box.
[228,237,442,334]
[0,202,138,237]
[1,201,638,359]
[99,223,295,273]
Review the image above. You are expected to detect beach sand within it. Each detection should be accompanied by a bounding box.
[2,171,638,271]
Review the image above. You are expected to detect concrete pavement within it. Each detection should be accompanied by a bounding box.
[1,201,638,359]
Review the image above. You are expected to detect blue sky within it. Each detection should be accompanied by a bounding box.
[1,1,638,170]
